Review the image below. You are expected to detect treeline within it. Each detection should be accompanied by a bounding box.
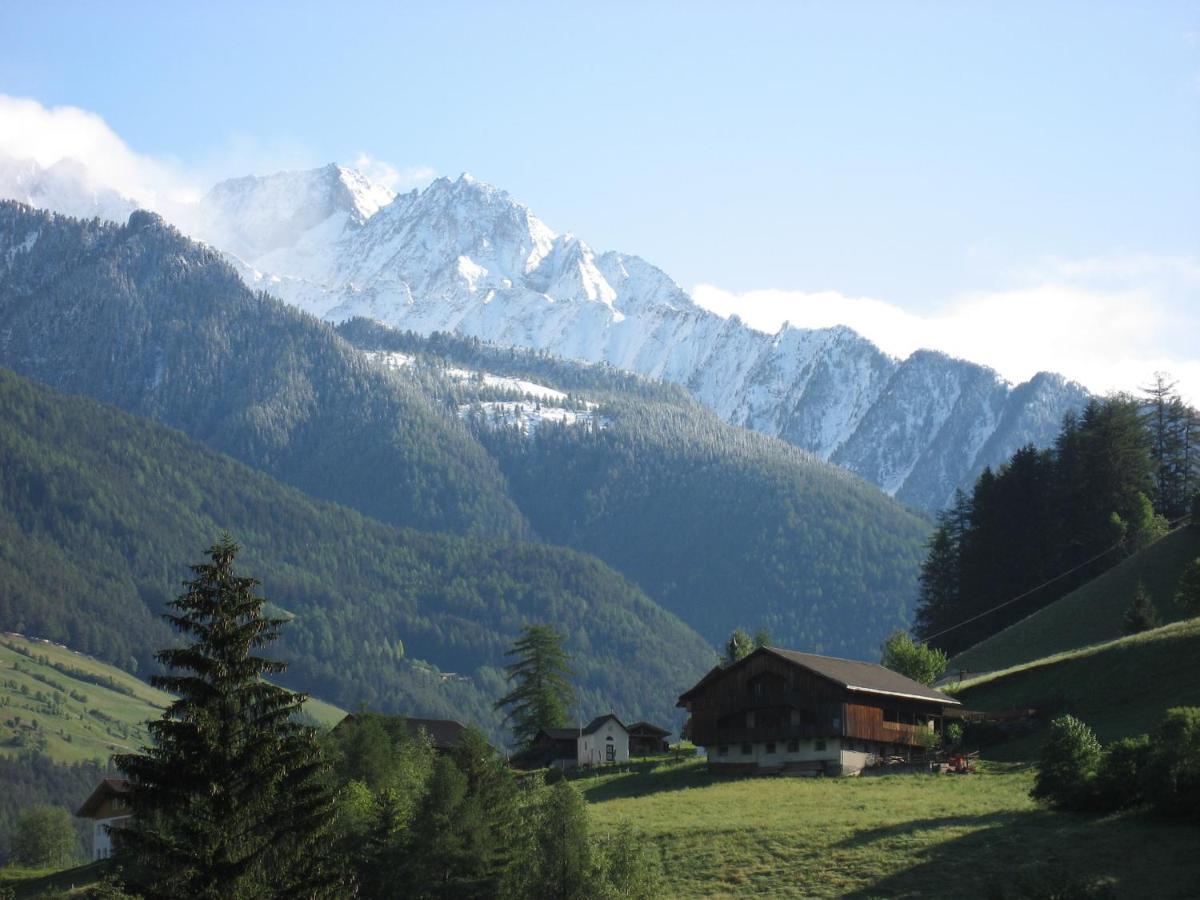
[338,319,689,405]
[0,366,713,738]
[916,384,1199,655]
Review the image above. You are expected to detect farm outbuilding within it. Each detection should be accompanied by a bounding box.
[520,714,631,768]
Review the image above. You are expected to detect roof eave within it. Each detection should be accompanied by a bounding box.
[845,684,962,706]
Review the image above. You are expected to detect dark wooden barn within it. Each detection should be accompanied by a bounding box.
[677,646,961,775]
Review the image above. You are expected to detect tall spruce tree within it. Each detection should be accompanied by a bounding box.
[495,624,575,750]
[114,537,336,899]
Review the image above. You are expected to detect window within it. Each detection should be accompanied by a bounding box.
[815,739,826,751]
[718,745,729,756]
[787,740,799,753]
[741,743,753,756]
[765,742,776,754]
[883,709,899,723]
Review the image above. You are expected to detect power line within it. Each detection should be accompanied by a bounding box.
[922,514,1193,644]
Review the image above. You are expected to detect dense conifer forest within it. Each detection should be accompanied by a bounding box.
[0,367,713,735]
[341,324,932,655]
[916,386,1199,654]
[0,202,528,541]
[0,203,932,661]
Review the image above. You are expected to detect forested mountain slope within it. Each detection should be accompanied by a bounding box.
[0,366,714,735]
[341,323,932,656]
[0,158,1091,512]
[0,203,931,662]
[0,202,526,540]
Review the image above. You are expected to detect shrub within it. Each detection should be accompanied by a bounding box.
[594,823,663,899]
[1093,734,1151,811]
[12,804,78,868]
[1121,582,1159,634]
[1031,715,1101,809]
[880,631,948,685]
[1144,706,1200,818]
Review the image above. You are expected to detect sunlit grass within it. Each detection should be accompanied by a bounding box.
[582,757,1199,898]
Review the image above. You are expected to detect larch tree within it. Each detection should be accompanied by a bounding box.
[114,536,337,899]
[494,624,575,750]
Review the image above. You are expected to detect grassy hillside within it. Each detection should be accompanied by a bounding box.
[0,633,346,767]
[581,758,1199,898]
[949,526,1200,675]
[0,634,169,766]
[951,617,1200,758]
[0,366,714,738]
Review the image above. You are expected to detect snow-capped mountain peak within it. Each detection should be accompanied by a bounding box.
[195,163,396,267]
[0,153,1089,509]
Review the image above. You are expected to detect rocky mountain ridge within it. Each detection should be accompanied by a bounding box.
[0,155,1090,510]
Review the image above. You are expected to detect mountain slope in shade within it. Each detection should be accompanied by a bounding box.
[0,201,528,540]
[340,321,932,659]
[0,364,714,736]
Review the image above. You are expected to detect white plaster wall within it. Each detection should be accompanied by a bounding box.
[709,738,841,768]
[91,815,130,860]
[577,719,629,765]
[840,749,873,775]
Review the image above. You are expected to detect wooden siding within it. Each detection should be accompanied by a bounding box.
[685,652,845,747]
[844,701,942,747]
[683,652,950,750]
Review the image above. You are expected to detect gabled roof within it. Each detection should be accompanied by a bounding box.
[539,727,582,742]
[678,647,960,707]
[76,778,131,818]
[628,721,671,736]
[582,713,628,735]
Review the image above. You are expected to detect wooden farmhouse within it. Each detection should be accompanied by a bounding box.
[628,721,672,756]
[678,646,961,775]
[522,714,631,768]
[76,778,132,861]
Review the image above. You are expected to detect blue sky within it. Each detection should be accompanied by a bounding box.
[2,1,1198,398]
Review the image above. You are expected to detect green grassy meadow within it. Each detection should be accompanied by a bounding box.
[0,633,171,765]
[950,617,1200,758]
[949,527,1200,675]
[0,633,345,766]
[581,757,1200,898]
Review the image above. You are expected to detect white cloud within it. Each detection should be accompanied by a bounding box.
[0,94,435,211]
[352,153,436,193]
[0,94,199,207]
[693,254,1200,405]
